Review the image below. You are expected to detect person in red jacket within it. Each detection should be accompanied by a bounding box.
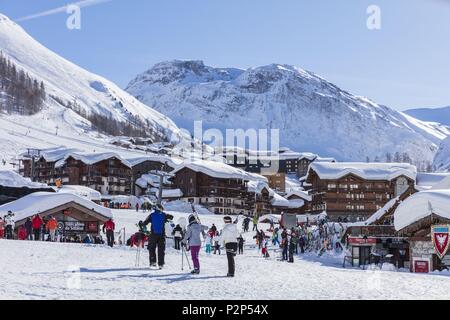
[0,217,4,239]
[32,214,43,241]
[18,225,27,240]
[102,218,115,247]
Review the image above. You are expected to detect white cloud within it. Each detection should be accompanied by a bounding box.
[16,0,113,22]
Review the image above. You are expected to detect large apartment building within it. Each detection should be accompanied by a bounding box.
[306,162,417,222]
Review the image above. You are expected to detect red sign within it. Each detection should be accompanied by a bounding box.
[414,260,429,273]
[432,225,450,259]
[348,237,377,245]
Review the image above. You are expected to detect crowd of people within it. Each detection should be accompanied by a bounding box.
[250,216,345,263]
[0,210,105,244]
[1,202,346,278]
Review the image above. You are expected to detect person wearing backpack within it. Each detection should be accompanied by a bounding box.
[182,214,208,274]
[142,204,174,269]
[172,224,183,250]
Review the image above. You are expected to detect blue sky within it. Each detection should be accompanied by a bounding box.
[2,0,450,110]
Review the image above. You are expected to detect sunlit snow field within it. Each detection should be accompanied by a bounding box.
[2,209,450,300]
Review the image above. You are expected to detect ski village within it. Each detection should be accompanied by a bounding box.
[1,8,450,301]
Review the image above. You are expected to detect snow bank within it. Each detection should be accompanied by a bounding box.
[308,162,417,181]
[416,173,450,190]
[0,170,48,188]
[163,200,213,215]
[0,192,112,221]
[394,189,450,231]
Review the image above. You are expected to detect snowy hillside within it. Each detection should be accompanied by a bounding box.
[405,106,450,127]
[0,13,187,166]
[126,60,449,162]
[434,137,450,172]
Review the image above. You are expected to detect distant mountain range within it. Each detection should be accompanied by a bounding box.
[126,60,449,163]
[405,106,450,127]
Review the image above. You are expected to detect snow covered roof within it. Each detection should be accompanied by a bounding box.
[56,185,102,202]
[0,170,48,189]
[55,152,132,168]
[298,152,318,161]
[394,189,450,231]
[20,147,80,163]
[308,162,417,181]
[0,192,112,222]
[172,160,268,182]
[126,155,182,168]
[286,190,312,202]
[271,193,290,207]
[416,173,450,191]
[149,188,183,199]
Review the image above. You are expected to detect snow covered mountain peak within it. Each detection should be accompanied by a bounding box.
[127,59,244,88]
[0,12,185,143]
[127,60,449,163]
[0,13,193,166]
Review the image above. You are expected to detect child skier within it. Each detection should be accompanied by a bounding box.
[205,233,212,255]
[237,234,245,255]
[261,240,270,258]
[213,231,221,255]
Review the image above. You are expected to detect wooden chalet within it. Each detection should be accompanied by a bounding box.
[394,190,450,272]
[0,192,112,238]
[171,160,257,215]
[128,156,177,195]
[306,162,417,222]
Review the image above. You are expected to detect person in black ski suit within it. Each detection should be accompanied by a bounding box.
[237,234,245,255]
[172,224,183,250]
[24,217,33,240]
[142,204,174,268]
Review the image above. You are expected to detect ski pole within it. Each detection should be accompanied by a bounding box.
[184,247,192,270]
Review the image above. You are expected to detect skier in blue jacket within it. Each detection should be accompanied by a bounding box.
[142,204,174,269]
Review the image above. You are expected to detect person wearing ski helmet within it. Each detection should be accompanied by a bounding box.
[221,216,239,277]
[142,204,173,269]
[182,214,208,274]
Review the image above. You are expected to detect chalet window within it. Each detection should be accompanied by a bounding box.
[339,184,348,189]
[350,184,359,190]
[375,194,383,201]
[328,184,337,190]
[356,205,365,211]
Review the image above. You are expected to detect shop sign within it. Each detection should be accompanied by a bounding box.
[413,258,430,273]
[432,225,450,259]
[348,236,377,245]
